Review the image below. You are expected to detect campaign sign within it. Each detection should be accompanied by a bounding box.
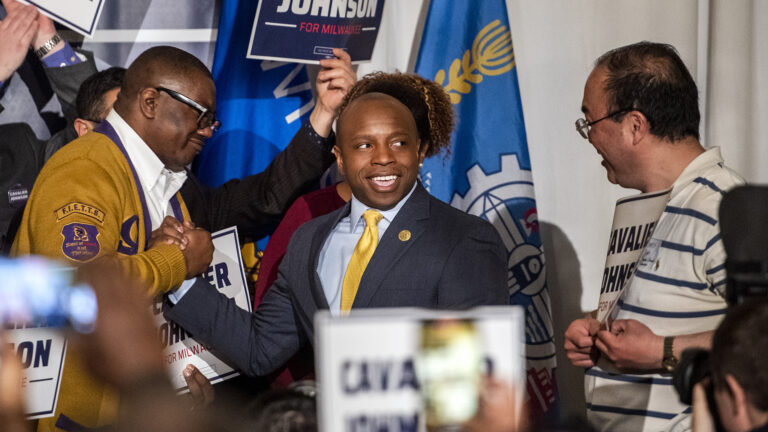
[315,307,525,432]
[18,0,106,37]
[3,325,67,419]
[152,226,251,391]
[597,188,672,325]
[247,0,385,63]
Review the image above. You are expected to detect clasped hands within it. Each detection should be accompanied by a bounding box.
[564,316,664,371]
[148,216,213,279]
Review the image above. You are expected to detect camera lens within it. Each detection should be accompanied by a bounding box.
[672,348,710,405]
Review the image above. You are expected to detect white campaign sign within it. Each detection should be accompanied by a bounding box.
[4,325,67,419]
[597,189,672,324]
[315,307,525,432]
[18,0,106,37]
[152,226,251,391]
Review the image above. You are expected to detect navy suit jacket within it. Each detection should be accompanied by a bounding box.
[164,183,507,376]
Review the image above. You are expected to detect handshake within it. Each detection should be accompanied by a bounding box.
[148,216,214,280]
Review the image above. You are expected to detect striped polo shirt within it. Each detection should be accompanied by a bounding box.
[585,147,744,432]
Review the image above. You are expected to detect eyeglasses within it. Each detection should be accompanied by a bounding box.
[574,108,634,139]
[156,87,221,132]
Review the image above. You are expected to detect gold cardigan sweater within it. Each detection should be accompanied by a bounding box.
[13,122,189,430]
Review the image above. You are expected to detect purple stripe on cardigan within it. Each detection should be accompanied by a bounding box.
[93,120,152,250]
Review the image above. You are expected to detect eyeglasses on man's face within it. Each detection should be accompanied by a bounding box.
[156,87,221,132]
[574,107,634,140]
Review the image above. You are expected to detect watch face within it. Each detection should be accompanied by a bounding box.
[663,357,678,372]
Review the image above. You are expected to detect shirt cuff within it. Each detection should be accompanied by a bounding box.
[167,278,197,304]
[0,79,8,103]
[302,121,334,152]
[42,42,85,68]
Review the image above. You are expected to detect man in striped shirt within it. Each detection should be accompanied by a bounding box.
[565,41,744,431]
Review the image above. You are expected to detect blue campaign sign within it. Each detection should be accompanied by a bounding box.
[247,0,385,63]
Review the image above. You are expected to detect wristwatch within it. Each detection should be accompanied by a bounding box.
[35,33,62,58]
[662,336,678,372]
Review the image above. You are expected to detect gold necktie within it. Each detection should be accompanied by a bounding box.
[340,209,383,312]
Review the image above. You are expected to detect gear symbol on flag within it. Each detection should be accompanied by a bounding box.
[450,154,545,297]
[451,154,555,363]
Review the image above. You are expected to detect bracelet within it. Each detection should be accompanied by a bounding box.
[35,33,62,58]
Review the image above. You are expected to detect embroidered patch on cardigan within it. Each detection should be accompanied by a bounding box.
[61,223,101,262]
[55,202,106,224]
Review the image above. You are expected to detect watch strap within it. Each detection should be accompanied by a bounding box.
[35,33,62,58]
[662,336,677,371]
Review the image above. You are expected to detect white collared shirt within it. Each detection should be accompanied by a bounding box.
[317,182,418,315]
[105,110,187,230]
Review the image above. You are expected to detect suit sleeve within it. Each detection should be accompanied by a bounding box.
[164,249,303,377]
[438,220,508,308]
[11,157,187,296]
[183,122,335,237]
[44,51,98,125]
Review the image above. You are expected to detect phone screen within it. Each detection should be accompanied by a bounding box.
[0,256,97,333]
[417,318,482,430]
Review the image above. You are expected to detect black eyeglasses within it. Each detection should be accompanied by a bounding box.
[156,87,221,132]
[574,107,634,139]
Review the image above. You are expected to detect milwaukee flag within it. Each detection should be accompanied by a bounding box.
[415,0,557,415]
[195,0,316,188]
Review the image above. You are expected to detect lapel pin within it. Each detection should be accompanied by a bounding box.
[398,230,411,241]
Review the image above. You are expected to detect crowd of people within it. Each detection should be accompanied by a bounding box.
[1,0,766,431]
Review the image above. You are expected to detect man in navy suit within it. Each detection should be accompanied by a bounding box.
[164,72,507,377]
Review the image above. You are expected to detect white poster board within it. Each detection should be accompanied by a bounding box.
[4,325,67,419]
[18,0,106,37]
[152,226,251,391]
[315,306,525,432]
[597,189,671,324]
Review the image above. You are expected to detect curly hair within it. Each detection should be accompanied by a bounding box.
[337,71,454,158]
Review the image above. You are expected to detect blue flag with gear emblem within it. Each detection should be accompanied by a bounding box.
[415,0,557,415]
[194,0,319,281]
[194,0,316,188]
[193,0,315,284]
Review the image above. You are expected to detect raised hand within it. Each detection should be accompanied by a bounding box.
[310,47,356,137]
[0,0,38,81]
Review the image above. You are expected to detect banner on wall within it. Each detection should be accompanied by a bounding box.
[247,0,385,63]
[414,0,557,415]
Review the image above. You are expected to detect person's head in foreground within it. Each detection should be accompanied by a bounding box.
[334,72,454,210]
[709,299,768,432]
